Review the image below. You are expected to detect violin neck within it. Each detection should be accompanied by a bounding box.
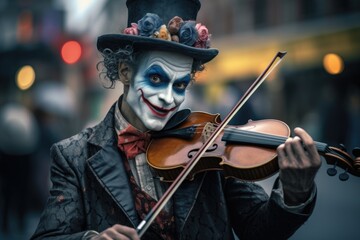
[222,128,328,154]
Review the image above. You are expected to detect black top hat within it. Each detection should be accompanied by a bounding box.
[97,0,218,64]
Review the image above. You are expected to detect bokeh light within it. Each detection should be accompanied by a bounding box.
[16,65,35,90]
[61,40,82,64]
[323,53,344,75]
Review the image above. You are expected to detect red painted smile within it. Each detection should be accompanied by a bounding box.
[139,89,177,117]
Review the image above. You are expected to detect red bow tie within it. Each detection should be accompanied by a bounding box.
[117,125,151,159]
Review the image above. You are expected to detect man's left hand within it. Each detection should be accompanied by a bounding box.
[277,127,322,205]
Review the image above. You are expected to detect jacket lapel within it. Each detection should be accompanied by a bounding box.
[85,103,206,233]
[86,104,139,227]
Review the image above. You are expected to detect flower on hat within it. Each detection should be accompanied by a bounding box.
[138,13,162,36]
[168,16,184,35]
[194,23,210,48]
[179,21,198,46]
[154,24,172,41]
[123,23,138,35]
[123,13,212,49]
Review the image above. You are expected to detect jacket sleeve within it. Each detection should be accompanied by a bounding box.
[31,143,88,240]
[225,177,316,240]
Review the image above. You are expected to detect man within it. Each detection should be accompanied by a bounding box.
[32,0,321,239]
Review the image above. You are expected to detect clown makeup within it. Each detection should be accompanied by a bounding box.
[125,51,193,131]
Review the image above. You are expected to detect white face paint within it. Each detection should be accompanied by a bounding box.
[125,51,193,131]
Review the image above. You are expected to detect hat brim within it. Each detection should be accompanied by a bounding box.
[97,34,219,64]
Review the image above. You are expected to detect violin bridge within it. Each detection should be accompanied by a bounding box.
[202,123,217,143]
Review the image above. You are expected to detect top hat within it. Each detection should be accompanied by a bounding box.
[97,0,218,64]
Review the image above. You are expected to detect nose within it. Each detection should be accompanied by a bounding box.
[158,86,174,105]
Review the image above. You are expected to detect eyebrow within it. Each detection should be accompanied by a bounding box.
[145,65,170,82]
[175,74,191,84]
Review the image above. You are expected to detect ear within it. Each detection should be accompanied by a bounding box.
[118,62,132,85]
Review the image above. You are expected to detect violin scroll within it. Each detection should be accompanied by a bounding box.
[324,145,360,181]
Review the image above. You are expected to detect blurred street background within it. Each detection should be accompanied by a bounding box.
[0,0,359,239]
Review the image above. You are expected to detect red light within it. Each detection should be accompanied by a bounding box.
[61,40,82,64]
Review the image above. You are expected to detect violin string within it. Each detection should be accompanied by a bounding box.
[223,127,328,151]
[225,128,287,145]
[188,124,286,143]
[186,124,287,147]
[181,124,327,151]
[190,124,286,142]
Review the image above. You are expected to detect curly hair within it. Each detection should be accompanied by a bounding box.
[97,45,204,89]
[97,46,137,89]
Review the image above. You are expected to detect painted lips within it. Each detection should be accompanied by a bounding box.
[140,89,177,117]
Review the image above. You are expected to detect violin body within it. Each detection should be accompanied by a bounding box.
[147,112,291,181]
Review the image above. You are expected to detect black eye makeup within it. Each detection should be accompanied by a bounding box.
[173,75,191,94]
[144,65,170,88]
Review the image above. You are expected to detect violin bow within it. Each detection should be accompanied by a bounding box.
[136,51,287,237]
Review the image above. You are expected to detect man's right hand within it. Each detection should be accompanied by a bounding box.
[91,224,140,240]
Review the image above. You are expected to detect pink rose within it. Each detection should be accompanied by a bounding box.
[123,23,138,35]
[195,23,209,41]
[194,23,210,48]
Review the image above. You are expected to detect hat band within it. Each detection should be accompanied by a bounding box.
[123,13,211,49]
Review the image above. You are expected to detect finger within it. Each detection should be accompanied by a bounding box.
[290,136,308,165]
[294,127,316,153]
[98,234,114,240]
[107,229,130,240]
[277,143,287,169]
[294,127,320,164]
[113,224,139,240]
[284,137,300,167]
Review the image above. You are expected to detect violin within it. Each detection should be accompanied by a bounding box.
[147,111,360,182]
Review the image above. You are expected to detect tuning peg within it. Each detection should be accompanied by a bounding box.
[339,169,349,181]
[339,143,347,152]
[352,147,360,158]
[327,162,338,177]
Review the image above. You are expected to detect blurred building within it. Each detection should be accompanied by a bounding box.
[0,1,86,239]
